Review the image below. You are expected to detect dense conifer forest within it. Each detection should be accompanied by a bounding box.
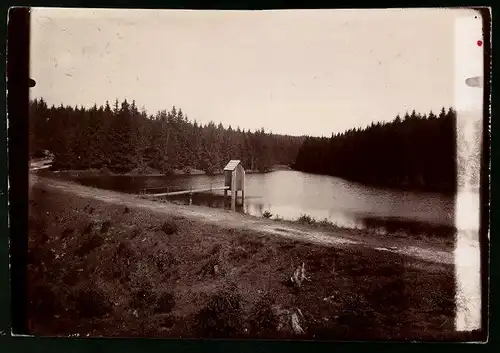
[30,98,464,193]
[29,98,305,174]
[293,108,458,193]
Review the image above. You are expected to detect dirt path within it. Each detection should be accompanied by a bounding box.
[30,174,454,265]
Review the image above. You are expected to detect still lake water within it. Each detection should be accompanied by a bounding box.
[72,170,456,234]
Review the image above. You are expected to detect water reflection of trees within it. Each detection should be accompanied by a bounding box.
[358,216,456,238]
[294,107,458,193]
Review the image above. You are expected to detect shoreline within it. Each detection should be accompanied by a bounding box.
[290,167,457,195]
[34,160,454,195]
[33,170,456,252]
[30,174,454,263]
[152,195,456,252]
[39,167,276,178]
[37,164,456,196]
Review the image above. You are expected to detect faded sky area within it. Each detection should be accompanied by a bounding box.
[30,8,474,136]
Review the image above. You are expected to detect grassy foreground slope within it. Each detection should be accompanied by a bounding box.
[27,182,465,340]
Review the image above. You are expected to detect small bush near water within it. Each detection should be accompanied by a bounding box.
[262,211,273,219]
[319,218,335,227]
[297,214,316,225]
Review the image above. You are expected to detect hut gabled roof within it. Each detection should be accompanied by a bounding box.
[224,160,242,171]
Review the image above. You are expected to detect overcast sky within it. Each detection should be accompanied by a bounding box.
[30,8,476,136]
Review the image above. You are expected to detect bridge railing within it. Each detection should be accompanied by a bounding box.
[138,183,221,195]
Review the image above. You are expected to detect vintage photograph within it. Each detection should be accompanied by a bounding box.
[25,8,486,340]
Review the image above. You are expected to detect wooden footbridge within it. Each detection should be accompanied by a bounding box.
[139,160,246,207]
[140,185,230,197]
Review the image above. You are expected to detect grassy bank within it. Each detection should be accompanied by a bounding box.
[261,212,456,251]
[152,192,455,251]
[27,184,471,340]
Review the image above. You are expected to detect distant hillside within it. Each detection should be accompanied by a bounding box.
[293,108,458,193]
[29,98,305,174]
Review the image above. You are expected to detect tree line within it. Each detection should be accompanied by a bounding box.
[30,98,465,193]
[292,108,459,193]
[29,98,305,174]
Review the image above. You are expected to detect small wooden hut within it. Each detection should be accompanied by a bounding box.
[223,160,245,205]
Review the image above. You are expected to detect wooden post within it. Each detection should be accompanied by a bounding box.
[231,170,236,209]
[231,191,236,211]
[241,169,246,204]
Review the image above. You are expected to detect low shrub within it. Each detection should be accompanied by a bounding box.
[131,286,157,311]
[100,220,112,234]
[154,292,176,314]
[75,233,104,256]
[297,214,316,225]
[82,221,94,235]
[161,220,178,235]
[194,285,244,338]
[318,218,334,227]
[262,211,273,219]
[153,249,178,272]
[248,295,280,337]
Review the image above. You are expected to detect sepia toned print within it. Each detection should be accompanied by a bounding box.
[25,8,487,340]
